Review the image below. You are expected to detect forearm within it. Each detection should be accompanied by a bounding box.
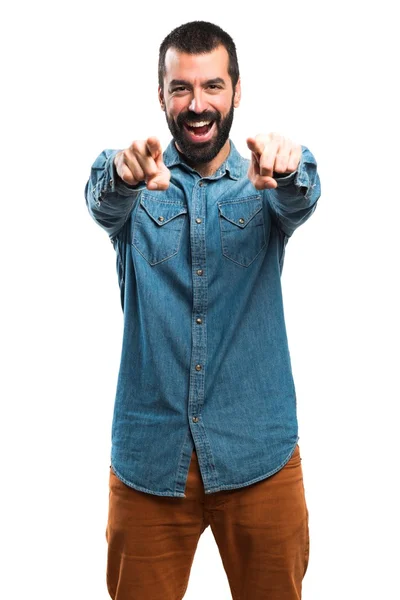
[84,149,143,239]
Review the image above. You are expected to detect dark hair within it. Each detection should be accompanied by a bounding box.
[158,21,239,91]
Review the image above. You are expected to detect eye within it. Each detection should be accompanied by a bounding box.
[206,84,224,93]
[171,86,187,93]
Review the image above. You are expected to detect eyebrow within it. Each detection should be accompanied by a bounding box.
[169,77,226,88]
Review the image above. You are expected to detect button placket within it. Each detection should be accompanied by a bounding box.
[186,179,217,490]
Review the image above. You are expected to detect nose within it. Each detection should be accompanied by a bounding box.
[188,89,208,114]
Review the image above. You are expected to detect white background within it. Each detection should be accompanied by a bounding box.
[1,1,399,598]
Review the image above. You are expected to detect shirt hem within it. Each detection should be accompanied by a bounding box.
[110,437,299,497]
[110,464,186,498]
[203,439,299,494]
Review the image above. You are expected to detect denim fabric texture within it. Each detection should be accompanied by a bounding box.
[85,140,321,497]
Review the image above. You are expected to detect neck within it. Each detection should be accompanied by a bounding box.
[175,139,231,177]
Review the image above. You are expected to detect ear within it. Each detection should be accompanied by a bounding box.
[158,86,165,111]
[233,78,241,108]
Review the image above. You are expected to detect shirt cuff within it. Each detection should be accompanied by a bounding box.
[274,170,297,186]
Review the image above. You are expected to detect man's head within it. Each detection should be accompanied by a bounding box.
[158,21,241,165]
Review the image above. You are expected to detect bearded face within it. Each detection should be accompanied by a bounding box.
[164,99,235,164]
[160,47,241,167]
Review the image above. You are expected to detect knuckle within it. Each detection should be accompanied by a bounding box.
[121,168,135,184]
[146,166,159,178]
[130,140,143,154]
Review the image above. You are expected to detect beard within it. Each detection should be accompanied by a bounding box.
[164,100,235,165]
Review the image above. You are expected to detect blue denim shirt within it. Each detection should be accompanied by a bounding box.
[85,139,320,497]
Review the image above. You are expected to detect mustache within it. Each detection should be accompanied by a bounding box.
[177,110,221,126]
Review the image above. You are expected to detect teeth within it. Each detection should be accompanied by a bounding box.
[186,120,211,127]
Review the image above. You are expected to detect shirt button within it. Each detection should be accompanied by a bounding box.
[195,218,202,224]
[195,364,202,371]
[196,269,203,276]
[158,216,165,222]
[192,416,199,423]
[199,182,205,187]
[196,318,202,324]
[239,218,245,224]
[109,179,114,186]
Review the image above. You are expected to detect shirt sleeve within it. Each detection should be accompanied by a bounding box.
[84,149,145,239]
[265,145,321,237]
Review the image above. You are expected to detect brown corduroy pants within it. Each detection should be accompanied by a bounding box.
[106,444,310,599]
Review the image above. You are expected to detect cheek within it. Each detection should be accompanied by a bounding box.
[211,97,232,116]
[167,99,186,119]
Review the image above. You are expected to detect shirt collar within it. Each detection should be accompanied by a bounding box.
[163,139,242,180]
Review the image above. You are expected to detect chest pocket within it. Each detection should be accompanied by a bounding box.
[218,195,266,267]
[132,193,188,265]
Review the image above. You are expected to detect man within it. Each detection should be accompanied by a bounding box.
[85,20,321,600]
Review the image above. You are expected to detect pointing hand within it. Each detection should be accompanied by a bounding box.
[246,133,302,190]
[114,137,171,190]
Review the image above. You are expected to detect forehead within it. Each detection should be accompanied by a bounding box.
[163,46,230,83]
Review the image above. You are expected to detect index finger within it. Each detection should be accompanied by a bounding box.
[246,137,264,156]
[146,136,163,160]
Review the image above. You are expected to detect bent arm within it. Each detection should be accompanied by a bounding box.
[265,146,321,237]
[84,149,143,239]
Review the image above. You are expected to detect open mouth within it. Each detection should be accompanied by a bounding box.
[183,119,216,142]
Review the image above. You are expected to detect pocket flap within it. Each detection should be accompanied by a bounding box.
[140,193,188,226]
[218,196,263,228]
